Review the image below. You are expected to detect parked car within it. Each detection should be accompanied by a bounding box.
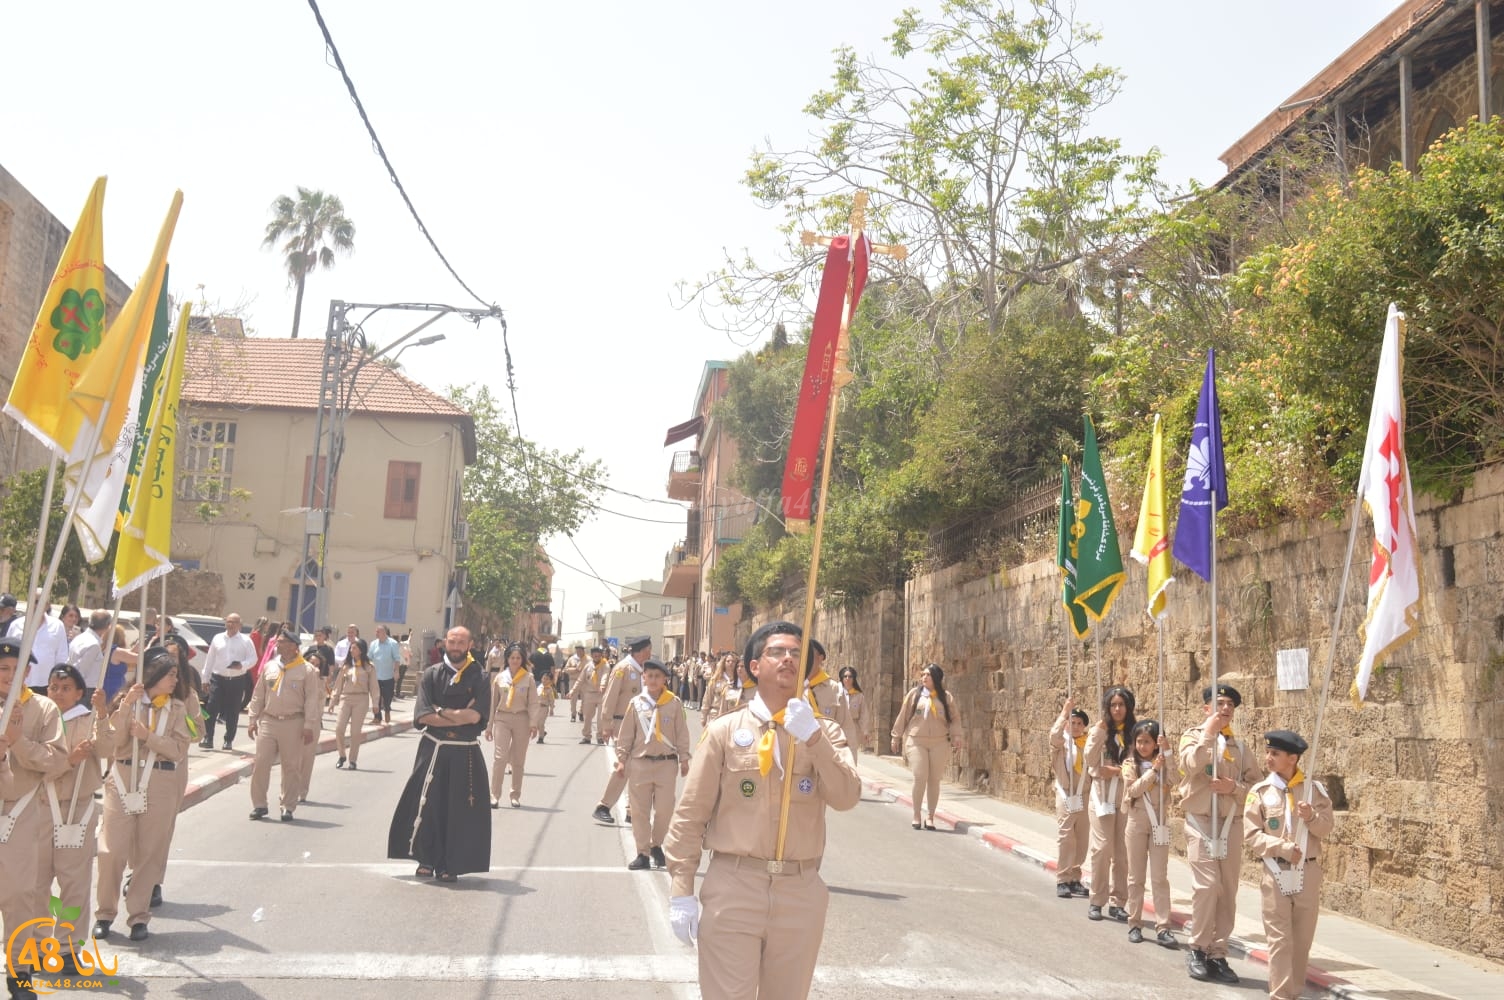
[175,613,227,644]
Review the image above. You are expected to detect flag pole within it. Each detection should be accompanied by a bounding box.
[1208,497,1220,854]
[1305,493,1364,803]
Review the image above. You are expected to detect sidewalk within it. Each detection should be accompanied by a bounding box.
[856,752,1502,1000]
[177,696,416,812]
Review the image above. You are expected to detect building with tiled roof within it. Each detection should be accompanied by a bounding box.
[172,330,474,647]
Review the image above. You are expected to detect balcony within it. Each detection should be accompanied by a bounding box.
[663,540,700,599]
[667,450,701,501]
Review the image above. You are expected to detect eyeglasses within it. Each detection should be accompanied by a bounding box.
[761,645,801,660]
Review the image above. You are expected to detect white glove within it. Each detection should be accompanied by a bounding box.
[783,698,820,743]
[669,895,700,945]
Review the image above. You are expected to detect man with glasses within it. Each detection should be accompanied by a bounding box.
[663,621,861,999]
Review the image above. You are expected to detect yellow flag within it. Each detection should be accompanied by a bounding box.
[65,191,182,563]
[3,177,108,454]
[113,303,188,596]
[1130,414,1173,619]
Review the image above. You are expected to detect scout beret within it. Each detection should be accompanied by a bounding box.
[626,637,651,654]
[1201,683,1242,707]
[0,593,16,608]
[1070,708,1089,724]
[641,658,668,675]
[1264,729,1308,755]
[0,636,37,662]
[590,646,605,655]
[276,628,301,644]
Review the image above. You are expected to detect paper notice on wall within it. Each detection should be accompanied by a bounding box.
[1277,648,1310,691]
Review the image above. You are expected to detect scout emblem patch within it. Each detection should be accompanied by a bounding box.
[798,777,814,795]
[732,729,755,748]
[740,779,756,798]
[1269,817,1281,830]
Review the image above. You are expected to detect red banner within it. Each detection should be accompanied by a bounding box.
[781,234,869,527]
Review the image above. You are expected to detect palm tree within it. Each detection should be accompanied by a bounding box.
[261,187,356,339]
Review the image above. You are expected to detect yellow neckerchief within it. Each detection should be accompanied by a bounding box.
[921,687,942,718]
[1220,724,1235,762]
[272,655,306,695]
[149,692,171,728]
[1284,767,1307,826]
[448,653,475,687]
[15,687,33,705]
[1072,734,1087,774]
[648,688,674,743]
[505,666,527,709]
[804,672,829,718]
[740,678,757,690]
[757,708,787,777]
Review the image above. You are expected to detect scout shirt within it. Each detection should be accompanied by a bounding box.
[41,701,110,814]
[805,671,852,733]
[104,696,191,768]
[1178,721,1263,821]
[891,686,960,744]
[615,688,691,766]
[1048,714,1093,805]
[0,691,68,818]
[1243,771,1334,865]
[1084,723,1128,808]
[581,656,609,695]
[664,695,862,898]
[490,664,537,722]
[599,659,644,732]
[329,660,381,709]
[248,656,325,737]
[1122,754,1178,822]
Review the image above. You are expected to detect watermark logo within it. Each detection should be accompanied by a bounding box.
[5,895,120,994]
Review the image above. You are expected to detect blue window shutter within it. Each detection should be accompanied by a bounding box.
[376,572,410,623]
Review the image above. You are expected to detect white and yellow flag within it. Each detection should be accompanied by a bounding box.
[1131,414,1173,619]
[1354,304,1422,702]
[114,303,188,597]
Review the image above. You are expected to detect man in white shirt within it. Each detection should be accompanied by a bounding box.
[68,609,113,693]
[333,623,359,667]
[12,602,72,694]
[201,612,259,750]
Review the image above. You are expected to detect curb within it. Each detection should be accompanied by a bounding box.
[861,777,1374,1000]
[179,718,415,812]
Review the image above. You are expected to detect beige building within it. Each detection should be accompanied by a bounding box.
[602,577,685,659]
[175,332,474,648]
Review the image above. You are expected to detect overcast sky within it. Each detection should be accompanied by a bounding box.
[0,0,1400,641]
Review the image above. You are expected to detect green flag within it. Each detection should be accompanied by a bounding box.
[116,264,176,526]
[1074,415,1125,621]
[1056,455,1089,639]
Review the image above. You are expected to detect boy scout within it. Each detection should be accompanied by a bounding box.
[663,621,862,1000]
[1245,730,1335,1000]
[247,631,323,822]
[577,647,608,744]
[615,659,691,870]
[1178,683,1262,984]
[591,638,649,824]
[803,639,851,733]
[1048,698,1091,899]
[37,665,108,956]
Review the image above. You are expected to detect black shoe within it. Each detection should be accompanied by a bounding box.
[150,884,162,908]
[592,805,613,824]
[1056,883,1072,899]
[579,738,592,744]
[1128,926,1143,944]
[129,923,148,941]
[536,736,544,744]
[281,810,295,822]
[627,854,651,871]
[223,741,233,750]
[1086,905,1103,921]
[1206,957,1239,984]
[249,807,268,821]
[1107,905,1128,922]
[1069,881,1089,898]
[92,920,111,941]
[624,811,632,824]
[1186,949,1211,981]
[347,761,357,771]
[650,846,666,869]
[198,738,212,749]
[7,974,37,999]
[1156,929,1177,948]
[336,757,346,768]
[596,738,605,745]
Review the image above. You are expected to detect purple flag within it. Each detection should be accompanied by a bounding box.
[1172,350,1227,581]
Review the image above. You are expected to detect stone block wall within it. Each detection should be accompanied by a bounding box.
[747,463,1504,962]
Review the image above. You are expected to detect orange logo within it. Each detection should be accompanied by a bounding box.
[5,896,120,994]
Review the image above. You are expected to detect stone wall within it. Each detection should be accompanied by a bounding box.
[748,463,1504,962]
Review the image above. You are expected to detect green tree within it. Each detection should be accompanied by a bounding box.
[261,188,356,340]
[0,464,97,600]
[447,384,605,622]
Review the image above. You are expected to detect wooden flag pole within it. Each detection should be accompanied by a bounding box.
[774,192,904,862]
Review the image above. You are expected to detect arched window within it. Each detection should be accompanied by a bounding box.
[1422,108,1457,151]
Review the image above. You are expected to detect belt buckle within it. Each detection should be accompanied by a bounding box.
[765,859,784,875]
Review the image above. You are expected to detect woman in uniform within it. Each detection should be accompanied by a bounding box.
[38,665,108,960]
[837,666,872,760]
[138,634,199,911]
[889,663,961,830]
[330,638,379,769]
[698,653,730,727]
[92,646,190,942]
[485,643,536,808]
[1122,718,1177,947]
[1084,686,1135,922]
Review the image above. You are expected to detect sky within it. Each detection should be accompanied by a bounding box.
[0,0,1401,642]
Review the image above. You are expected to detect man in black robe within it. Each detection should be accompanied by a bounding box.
[387,625,491,882]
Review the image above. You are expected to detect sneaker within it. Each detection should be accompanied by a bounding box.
[1156,929,1177,948]
[592,805,614,824]
[1086,905,1103,921]
[1186,949,1211,982]
[627,854,651,871]
[1055,883,1072,899]
[650,846,666,869]
[1127,926,1143,944]
[1107,905,1128,922]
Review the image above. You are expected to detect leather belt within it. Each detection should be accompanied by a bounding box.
[612,714,624,720]
[715,853,813,876]
[212,668,247,678]
[263,713,303,721]
[120,760,176,771]
[642,754,678,761]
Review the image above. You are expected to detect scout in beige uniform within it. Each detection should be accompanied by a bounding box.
[1244,730,1335,1000]
[150,635,201,910]
[486,643,537,808]
[247,631,323,822]
[577,647,608,744]
[803,640,851,735]
[836,667,871,761]
[717,659,756,720]
[615,659,691,870]
[1178,683,1262,984]
[92,648,190,942]
[1,637,68,997]
[1083,685,1134,921]
[535,672,556,742]
[37,666,108,955]
[889,663,961,830]
[664,621,862,1000]
[1122,719,1177,947]
[329,637,380,769]
[1048,699,1091,899]
[699,655,730,727]
[591,638,649,824]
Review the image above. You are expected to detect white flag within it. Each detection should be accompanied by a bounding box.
[1354,304,1422,702]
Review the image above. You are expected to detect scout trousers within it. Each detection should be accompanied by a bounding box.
[36,805,99,944]
[251,716,308,812]
[1087,790,1127,908]
[1185,812,1244,958]
[0,800,47,957]
[1054,795,1088,885]
[905,736,949,820]
[1262,859,1323,1000]
[489,712,530,801]
[1124,807,1171,930]
[698,854,827,999]
[335,695,371,763]
[626,757,677,854]
[579,694,603,740]
[96,767,175,927]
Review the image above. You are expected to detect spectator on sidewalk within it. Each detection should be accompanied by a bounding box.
[1049,698,1091,900]
[890,663,961,831]
[334,624,359,668]
[369,625,402,724]
[200,613,256,750]
[69,609,113,696]
[102,625,138,703]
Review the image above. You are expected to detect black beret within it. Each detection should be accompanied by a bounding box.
[1201,683,1242,707]
[1264,729,1308,755]
[0,636,37,663]
[626,637,651,654]
[0,593,16,609]
[641,658,668,675]
[590,647,605,655]
[276,629,301,644]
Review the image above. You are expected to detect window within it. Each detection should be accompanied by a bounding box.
[178,420,236,501]
[302,455,336,508]
[385,461,421,519]
[375,572,409,623]
[661,604,673,616]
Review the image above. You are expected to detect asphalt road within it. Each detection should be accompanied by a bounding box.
[34,714,1267,998]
